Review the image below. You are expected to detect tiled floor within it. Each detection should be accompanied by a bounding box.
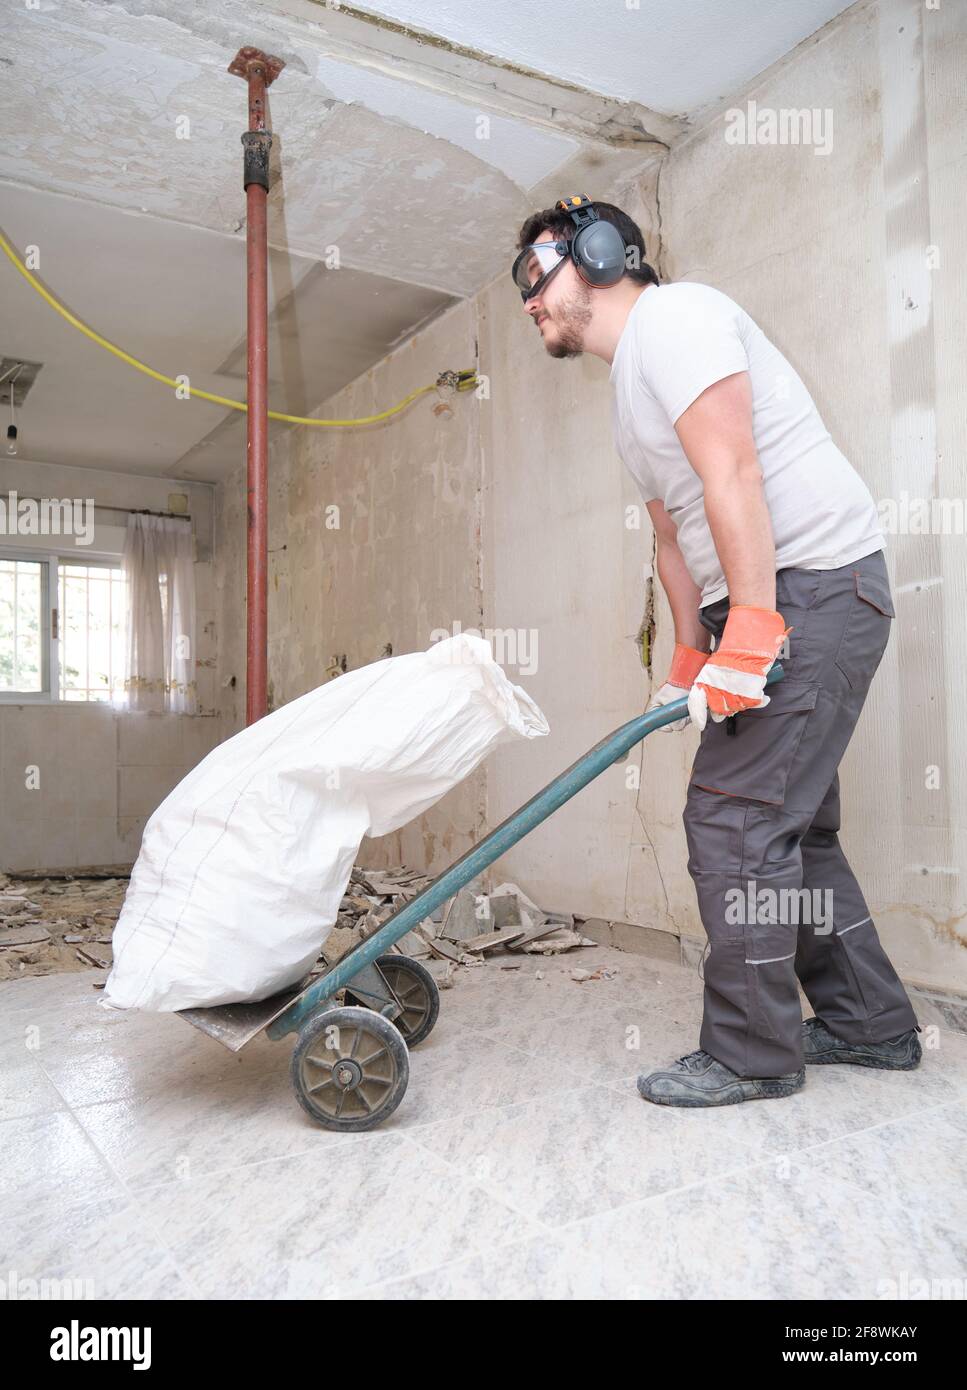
[1,950,965,1300]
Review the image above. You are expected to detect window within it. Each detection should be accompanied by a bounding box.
[58,561,126,702]
[0,552,125,703]
[0,556,47,694]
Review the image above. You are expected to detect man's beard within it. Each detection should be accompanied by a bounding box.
[543,281,592,359]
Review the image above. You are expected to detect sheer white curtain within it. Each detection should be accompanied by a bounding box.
[120,514,197,713]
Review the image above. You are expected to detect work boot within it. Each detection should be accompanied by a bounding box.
[802,1017,921,1069]
[637,1049,804,1107]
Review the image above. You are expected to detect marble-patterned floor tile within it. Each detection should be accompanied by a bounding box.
[133,1136,542,1298]
[362,1158,967,1301]
[450,950,703,1018]
[0,1190,193,1299]
[0,993,182,1051]
[3,948,961,1302]
[793,1102,967,1237]
[0,969,107,1014]
[919,1026,967,1096]
[440,971,604,1033]
[911,992,967,1036]
[36,1021,285,1109]
[459,999,699,1085]
[406,1080,762,1226]
[388,1022,581,1128]
[0,1038,68,1121]
[72,1068,367,1193]
[0,1108,124,1205]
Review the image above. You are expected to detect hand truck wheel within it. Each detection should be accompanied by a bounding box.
[346,953,441,1048]
[291,1005,409,1131]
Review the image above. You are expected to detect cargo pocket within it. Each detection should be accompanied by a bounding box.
[689,680,819,806]
[834,570,895,692]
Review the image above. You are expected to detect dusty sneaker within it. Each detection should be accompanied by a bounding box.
[802,1017,921,1070]
[637,1049,804,1107]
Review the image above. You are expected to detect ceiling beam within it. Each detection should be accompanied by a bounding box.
[277,0,683,151]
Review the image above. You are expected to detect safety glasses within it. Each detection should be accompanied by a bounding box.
[511,240,570,301]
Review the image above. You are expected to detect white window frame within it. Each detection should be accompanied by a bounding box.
[0,547,124,705]
[0,549,58,703]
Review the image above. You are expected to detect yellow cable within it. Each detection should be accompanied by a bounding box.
[0,228,476,426]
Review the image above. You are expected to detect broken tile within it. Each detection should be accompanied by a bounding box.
[490,881,548,928]
[462,928,526,954]
[0,924,52,948]
[441,888,490,942]
[521,930,596,956]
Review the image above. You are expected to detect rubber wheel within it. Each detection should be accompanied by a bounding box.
[291,1005,409,1131]
[377,954,440,1047]
[347,954,441,1048]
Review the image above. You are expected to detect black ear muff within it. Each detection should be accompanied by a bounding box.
[556,194,627,289]
[572,220,627,287]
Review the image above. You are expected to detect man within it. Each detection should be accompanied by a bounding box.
[513,195,920,1107]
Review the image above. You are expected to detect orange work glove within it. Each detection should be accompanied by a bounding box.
[646,642,710,732]
[687,606,790,732]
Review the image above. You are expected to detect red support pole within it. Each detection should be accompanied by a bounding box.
[229,47,284,725]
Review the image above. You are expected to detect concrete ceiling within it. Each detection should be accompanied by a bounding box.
[0,0,857,482]
[359,0,858,117]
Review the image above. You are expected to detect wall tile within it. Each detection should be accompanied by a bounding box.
[75,816,122,868]
[117,714,184,768]
[118,765,182,819]
[117,817,147,860]
[182,715,221,771]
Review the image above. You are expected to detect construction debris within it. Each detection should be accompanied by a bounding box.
[0,923,52,948]
[441,888,492,941]
[425,959,456,988]
[318,869,596,985]
[75,945,112,969]
[570,966,618,983]
[0,872,128,981]
[0,858,591,990]
[520,929,596,955]
[462,928,526,954]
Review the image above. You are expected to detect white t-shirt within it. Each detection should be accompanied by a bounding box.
[610,281,884,606]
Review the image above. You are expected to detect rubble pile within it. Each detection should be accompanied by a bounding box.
[324,867,598,986]
[0,870,128,981]
[0,860,600,990]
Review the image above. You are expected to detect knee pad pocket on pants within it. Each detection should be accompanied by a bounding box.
[684,792,750,944]
[683,789,749,869]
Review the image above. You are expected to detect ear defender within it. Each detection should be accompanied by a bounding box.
[556,195,627,288]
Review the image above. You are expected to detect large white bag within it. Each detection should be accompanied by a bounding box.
[102,635,548,1012]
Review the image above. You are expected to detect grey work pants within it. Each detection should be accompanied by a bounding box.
[683,548,918,1078]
